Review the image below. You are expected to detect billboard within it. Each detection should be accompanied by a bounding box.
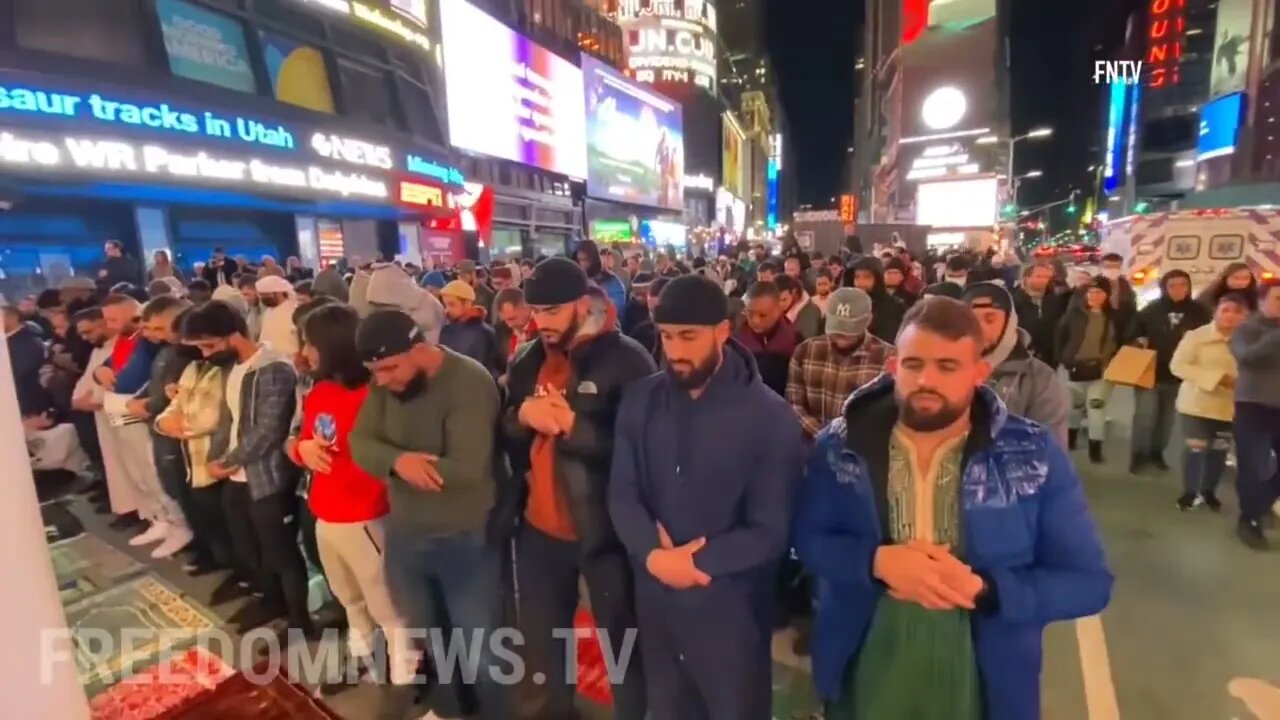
[1209,0,1252,99]
[899,17,997,140]
[615,0,717,93]
[715,187,746,234]
[721,112,745,199]
[439,0,587,178]
[1198,92,1244,160]
[157,0,257,94]
[583,55,684,209]
[916,177,997,228]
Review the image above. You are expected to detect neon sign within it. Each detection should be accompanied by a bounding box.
[310,132,393,169]
[625,18,717,92]
[292,0,433,53]
[398,180,446,207]
[0,85,295,150]
[0,127,388,199]
[406,154,464,185]
[1146,0,1185,88]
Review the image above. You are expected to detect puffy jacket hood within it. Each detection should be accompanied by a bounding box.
[353,263,444,344]
[845,256,887,295]
[984,300,1023,368]
[312,267,349,302]
[575,239,604,276]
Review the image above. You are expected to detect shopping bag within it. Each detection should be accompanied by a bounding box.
[1104,346,1157,389]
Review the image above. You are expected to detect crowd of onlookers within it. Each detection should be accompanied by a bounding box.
[2,232,1277,718]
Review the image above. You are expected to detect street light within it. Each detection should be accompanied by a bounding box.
[1007,127,1053,190]
[976,135,999,145]
[1012,170,1043,206]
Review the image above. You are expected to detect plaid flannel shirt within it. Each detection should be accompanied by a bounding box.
[786,334,895,437]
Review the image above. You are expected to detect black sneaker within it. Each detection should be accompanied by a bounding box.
[1175,493,1199,511]
[1237,519,1270,551]
[210,577,250,606]
[374,683,418,720]
[1201,492,1222,512]
[1151,457,1171,472]
[233,601,287,633]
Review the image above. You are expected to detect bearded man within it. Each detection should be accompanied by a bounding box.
[501,257,656,720]
[795,296,1111,720]
[609,274,804,719]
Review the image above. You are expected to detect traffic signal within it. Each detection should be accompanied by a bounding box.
[1134,200,1151,214]
[1066,190,1079,215]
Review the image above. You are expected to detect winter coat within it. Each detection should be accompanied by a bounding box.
[1012,287,1068,367]
[1229,312,1280,410]
[8,325,50,416]
[1169,323,1238,422]
[609,338,804,628]
[208,345,299,499]
[156,361,226,488]
[795,376,1112,718]
[1126,277,1211,384]
[502,329,657,559]
[440,309,505,378]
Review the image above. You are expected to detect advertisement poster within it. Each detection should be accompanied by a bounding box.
[722,113,745,199]
[583,56,684,209]
[259,31,336,113]
[440,0,587,178]
[1209,0,1252,99]
[1197,92,1244,160]
[157,0,256,93]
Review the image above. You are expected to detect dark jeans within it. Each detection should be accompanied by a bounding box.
[223,484,311,627]
[384,525,504,720]
[1132,383,1179,461]
[71,410,103,472]
[1180,414,1232,496]
[187,483,234,569]
[512,525,646,720]
[1235,402,1280,523]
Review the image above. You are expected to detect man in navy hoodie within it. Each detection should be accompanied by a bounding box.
[795,296,1111,720]
[609,274,804,719]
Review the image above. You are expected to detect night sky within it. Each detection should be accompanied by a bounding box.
[765,0,1144,210]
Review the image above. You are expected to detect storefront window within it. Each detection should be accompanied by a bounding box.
[156,0,258,94]
[15,0,150,67]
[490,227,524,258]
[259,30,337,113]
[534,231,569,257]
[337,58,400,128]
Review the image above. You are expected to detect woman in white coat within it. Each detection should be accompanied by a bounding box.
[1169,291,1251,511]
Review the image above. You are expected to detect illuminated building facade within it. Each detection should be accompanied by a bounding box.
[0,0,469,292]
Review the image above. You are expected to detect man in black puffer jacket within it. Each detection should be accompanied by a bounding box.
[501,259,656,720]
[1126,269,1211,472]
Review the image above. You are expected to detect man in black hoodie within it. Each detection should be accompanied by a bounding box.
[1126,269,1211,472]
[574,239,628,316]
[846,256,906,341]
[1012,261,1068,367]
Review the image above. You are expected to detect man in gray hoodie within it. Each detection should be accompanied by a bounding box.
[1230,278,1280,549]
[963,282,1070,447]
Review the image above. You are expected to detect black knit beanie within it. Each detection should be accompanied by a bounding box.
[653,274,729,326]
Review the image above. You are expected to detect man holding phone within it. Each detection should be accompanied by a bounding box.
[350,309,504,720]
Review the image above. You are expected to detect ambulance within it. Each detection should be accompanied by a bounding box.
[1100,208,1280,305]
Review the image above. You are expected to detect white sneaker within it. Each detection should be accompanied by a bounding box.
[151,525,193,559]
[129,521,170,546]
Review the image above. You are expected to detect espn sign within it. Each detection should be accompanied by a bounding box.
[840,195,858,222]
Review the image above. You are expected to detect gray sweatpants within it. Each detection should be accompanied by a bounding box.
[111,422,186,527]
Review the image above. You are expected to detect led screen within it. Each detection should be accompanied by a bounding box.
[583,55,683,209]
[1197,92,1243,161]
[916,177,998,228]
[439,0,587,177]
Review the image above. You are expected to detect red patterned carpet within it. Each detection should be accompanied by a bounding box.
[89,647,234,719]
[167,669,341,719]
[574,608,613,706]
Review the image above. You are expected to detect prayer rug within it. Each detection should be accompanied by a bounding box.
[167,669,341,719]
[64,574,223,697]
[50,534,146,605]
[88,646,235,720]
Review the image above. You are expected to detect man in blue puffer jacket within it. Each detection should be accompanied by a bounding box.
[795,296,1112,720]
[575,239,628,316]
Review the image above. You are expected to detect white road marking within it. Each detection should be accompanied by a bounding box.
[1076,614,1121,720]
